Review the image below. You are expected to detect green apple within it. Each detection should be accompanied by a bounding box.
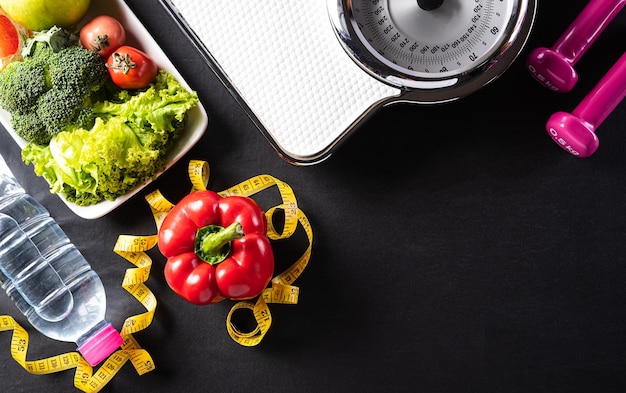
[0,0,91,32]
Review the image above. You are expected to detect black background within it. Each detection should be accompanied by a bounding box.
[2,1,626,392]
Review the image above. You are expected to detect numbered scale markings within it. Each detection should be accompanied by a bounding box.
[329,0,537,102]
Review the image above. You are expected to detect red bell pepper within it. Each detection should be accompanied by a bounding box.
[157,190,274,305]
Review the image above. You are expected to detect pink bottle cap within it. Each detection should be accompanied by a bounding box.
[77,323,124,366]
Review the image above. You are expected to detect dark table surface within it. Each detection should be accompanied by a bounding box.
[2,1,626,392]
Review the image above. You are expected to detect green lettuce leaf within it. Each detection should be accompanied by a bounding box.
[22,70,199,206]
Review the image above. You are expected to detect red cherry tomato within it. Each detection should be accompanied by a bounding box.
[106,45,158,89]
[80,15,126,59]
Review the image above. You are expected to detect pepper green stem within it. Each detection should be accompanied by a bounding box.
[195,222,244,264]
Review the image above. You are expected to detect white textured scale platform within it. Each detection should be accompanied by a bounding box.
[161,0,537,164]
[161,0,401,164]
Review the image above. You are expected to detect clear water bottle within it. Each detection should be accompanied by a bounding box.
[0,154,123,366]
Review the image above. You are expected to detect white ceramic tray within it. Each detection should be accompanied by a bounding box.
[0,0,208,219]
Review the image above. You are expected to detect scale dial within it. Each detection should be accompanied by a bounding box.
[329,0,537,102]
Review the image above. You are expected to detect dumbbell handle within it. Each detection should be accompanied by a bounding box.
[553,0,626,65]
[575,51,626,127]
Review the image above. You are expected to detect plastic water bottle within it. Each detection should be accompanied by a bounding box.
[0,154,123,366]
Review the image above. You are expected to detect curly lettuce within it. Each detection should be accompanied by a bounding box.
[22,70,199,206]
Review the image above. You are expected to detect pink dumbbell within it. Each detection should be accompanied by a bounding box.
[527,0,626,92]
[546,51,626,157]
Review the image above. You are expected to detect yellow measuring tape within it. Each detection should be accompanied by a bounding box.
[146,160,313,346]
[0,159,312,390]
[0,235,157,392]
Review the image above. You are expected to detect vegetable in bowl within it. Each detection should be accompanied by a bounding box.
[0,25,200,207]
[0,34,110,145]
[0,0,207,218]
[22,70,198,206]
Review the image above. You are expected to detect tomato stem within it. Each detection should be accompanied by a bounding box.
[90,34,110,53]
[194,222,244,264]
[106,52,136,74]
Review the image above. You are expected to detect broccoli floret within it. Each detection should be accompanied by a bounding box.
[27,41,56,65]
[0,28,110,145]
[0,60,48,114]
[36,89,85,138]
[48,45,108,94]
[10,89,88,146]
[10,111,48,145]
[74,106,96,130]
